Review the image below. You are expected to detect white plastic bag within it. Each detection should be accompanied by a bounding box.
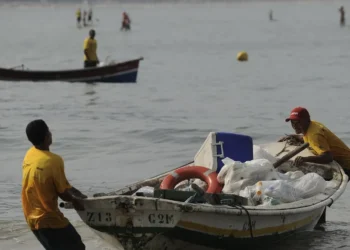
[292,173,326,198]
[253,145,278,163]
[263,173,326,202]
[218,158,280,183]
[239,181,284,205]
[243,159,281,181]
[264,180,301,203]
[223,178,257,195]
[277,170,305,180]
[239,180,281,199]
[225,158,280,182]
[218,158,281,194]
[239,185,255,199]
[217,158,254,194]
[217,158,246,184]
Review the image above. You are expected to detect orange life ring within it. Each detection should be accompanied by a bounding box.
[160,166,222,193]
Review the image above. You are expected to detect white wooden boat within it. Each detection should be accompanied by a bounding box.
[61,132,348,249]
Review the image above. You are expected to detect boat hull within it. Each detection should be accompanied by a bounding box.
[75,193,329,250]
[94,69,138,83]
[0,58,143,83]
[65,141,348,249]
[165,208,323,248]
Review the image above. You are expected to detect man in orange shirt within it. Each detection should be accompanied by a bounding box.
[279,107,350,177]
[22,119,87,250]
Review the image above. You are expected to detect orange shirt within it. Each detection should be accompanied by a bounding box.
[21,147,72,230]
[303,120,350,169]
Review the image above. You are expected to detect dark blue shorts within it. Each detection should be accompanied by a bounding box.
[32,223,85,250]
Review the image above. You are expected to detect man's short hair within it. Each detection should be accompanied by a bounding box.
[26,119,49,146]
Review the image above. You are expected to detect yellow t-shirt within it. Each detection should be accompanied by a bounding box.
[303,120,350,169]
[83,38,98,62]
[21,147,72,230]
[76,10,81,18]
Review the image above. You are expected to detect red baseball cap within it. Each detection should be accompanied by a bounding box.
[285,107,310,122]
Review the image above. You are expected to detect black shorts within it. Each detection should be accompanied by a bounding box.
[84,61,98,68]
[32,223,85,250]
[77,17,81,22]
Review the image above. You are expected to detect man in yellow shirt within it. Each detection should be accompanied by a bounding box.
[279,107,350,177]
[22,119,87,250]
[83,29,99,68]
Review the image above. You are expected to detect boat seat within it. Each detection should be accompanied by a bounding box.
[194,132,253,173]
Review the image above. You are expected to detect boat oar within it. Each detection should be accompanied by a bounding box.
[273,142,309,168]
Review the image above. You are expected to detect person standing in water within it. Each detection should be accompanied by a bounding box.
[22,119,87,250]
[88,8,93,24]
[76,8,81,28]
[121,12,131,31]
[339,6,345,26]
[269,10,273,21]
[83,29,99,68]
[83,10,87,27]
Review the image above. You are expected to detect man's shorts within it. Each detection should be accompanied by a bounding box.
[84,61,98,68]
[32,223,85,250]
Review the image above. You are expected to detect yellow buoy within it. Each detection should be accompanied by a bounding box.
[237,51,248,62]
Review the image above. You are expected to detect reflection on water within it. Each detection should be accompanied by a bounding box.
[84,84,99,106]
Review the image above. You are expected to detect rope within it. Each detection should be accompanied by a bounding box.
[275,140,288,157]
[275,136,304,157]
[234,204,254,238]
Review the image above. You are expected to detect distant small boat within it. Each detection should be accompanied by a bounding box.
[0,58,143,83]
